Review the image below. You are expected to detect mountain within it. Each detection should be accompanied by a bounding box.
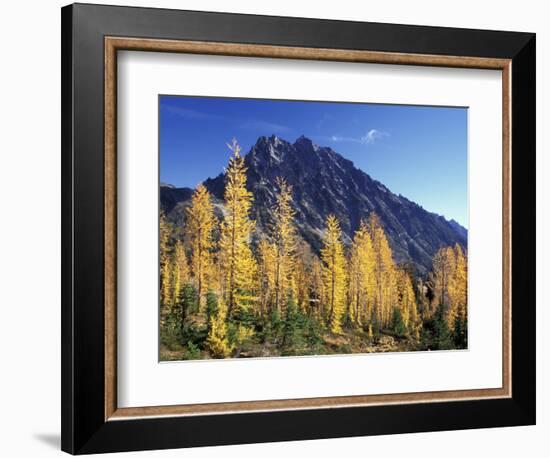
[160,185,194,215]
[161,135,467,275]
[448,218,468,240]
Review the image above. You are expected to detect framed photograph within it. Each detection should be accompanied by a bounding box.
[61,3,536,454]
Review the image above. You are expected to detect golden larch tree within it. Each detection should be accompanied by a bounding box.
[271,177,297,312]
[206,299,234,358]
[432,245,457,328]
[219,139,257,314]
[452,244,468,334]
[396,268,419,338]
[159,212,172,312]
[186,183,216,311]
[348,220,375,327]
[368,212,397,329]
[321,214,347,334]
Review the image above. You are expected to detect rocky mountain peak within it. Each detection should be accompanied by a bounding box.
[293,134,317,150]
[248,135,292,165]
[163,135,467,275]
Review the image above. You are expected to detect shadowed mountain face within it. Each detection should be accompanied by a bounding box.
[161,135,467,275]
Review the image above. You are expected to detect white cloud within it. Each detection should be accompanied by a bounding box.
[328,129,388,146]
[361,129,386,145]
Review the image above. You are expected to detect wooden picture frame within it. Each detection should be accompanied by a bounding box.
[62,3,535,454]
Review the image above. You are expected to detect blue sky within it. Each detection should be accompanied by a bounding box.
[160,95,468,227]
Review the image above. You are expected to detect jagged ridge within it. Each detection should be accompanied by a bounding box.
[161,135,467,275]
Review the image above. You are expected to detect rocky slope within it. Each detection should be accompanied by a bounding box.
[161,135,467,275]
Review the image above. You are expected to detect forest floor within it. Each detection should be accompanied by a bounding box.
[160,328,426,362]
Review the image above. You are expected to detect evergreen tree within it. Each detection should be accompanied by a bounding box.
[453,310,468,348]
[294,241,313,313]
[171,240,189,307]
[321,215,347,334]
[169,283,198,345]
[263,307,283,344]
[205,289,219,321]
[392,307,407,338]
[434,302,454,350]
[179,284,198,322]
[309,256,324,319]
[281,297,305,355]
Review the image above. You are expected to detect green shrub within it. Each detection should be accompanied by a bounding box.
[434,304,454,350]
[281,298,308,356]
[205,289,219,320]
[160,313,181,351]
[453,314,468,349]
[183,341,201,360]
[392,307,407,338]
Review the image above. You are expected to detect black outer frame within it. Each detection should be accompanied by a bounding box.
[61,3,536,454]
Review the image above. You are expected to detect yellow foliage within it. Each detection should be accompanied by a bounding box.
[159,212,172,311]
[432,245,458,328]
[321,215,347,334]
[186,183,216,311]
[236,323,255,345]
[396,268,419,337]
[160,137,467,357]
[257,239,277,315]
[206,300,234,358]
[271,177,297,312]
[219,139,257,314]
[368,212,397,329]
[430,243,467,333]
[453,243,468,328]
[348,220,376,327]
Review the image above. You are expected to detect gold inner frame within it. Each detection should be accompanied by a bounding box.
[104,37,512,421]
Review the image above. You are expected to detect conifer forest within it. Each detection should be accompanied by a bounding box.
[160,140,468,361]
